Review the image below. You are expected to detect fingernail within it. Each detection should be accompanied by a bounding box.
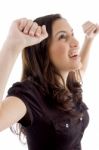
[24,30,28,33]
[30,31,34,36]
[36,33,40,36]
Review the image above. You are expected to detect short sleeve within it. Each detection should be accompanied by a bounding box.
[6,80,40,127]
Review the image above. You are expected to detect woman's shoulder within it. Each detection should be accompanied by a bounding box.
[11,76,37,90]
[7,76,42,99]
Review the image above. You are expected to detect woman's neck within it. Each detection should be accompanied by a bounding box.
[57,71,69,90]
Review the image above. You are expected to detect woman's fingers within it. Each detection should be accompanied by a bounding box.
[23,20,33,34]
[28,22,38,36]
[82,21,99,38]
[29,24,48,41]
[34,26,42,36]
[19,18,28,31]
[82,21,91,31]
[24,24,48,46]
[40,25,48,40]
[85,25,97,35]
[83,21,97,33]
[18,18,48,40]
[19,19,39,36]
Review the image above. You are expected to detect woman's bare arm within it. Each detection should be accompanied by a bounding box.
[0,18,48,100]
[80,21,99,76]
[0,42,21,100]
[0,18,48,131]
[0,96,27,132]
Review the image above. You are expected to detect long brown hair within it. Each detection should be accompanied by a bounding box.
[21,14,82,114]
[12,14,83,143]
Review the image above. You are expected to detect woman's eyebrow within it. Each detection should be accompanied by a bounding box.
[55,29,73,37]
[55,31,67,37]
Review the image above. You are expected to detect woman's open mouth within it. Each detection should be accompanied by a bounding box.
[69,54,81,61]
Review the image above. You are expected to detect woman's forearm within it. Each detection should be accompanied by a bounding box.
[80,36,93,72]
[0,41,21,100]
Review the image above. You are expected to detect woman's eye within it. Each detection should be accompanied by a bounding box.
[72,33,74,36]
[58,34,67,40]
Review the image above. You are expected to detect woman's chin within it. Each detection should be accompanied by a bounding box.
[70,63,82,71]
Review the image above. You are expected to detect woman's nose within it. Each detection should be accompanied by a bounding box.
[70,38,79,48]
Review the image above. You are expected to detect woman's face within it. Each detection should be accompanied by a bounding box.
[48,18,82,72]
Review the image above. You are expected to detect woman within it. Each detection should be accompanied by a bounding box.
[0,14,98,150]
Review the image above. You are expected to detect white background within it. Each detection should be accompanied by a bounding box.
[0,0,99,149]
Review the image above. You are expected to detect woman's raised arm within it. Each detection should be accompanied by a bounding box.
[80,21,99,76]
[0,18,48,99]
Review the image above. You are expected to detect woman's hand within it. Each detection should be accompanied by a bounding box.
[6,18,48,51]
[82,21,99,39]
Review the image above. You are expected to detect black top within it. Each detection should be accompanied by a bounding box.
[7,78,89,150]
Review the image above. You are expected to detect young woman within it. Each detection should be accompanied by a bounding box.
[0,14,98,150]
